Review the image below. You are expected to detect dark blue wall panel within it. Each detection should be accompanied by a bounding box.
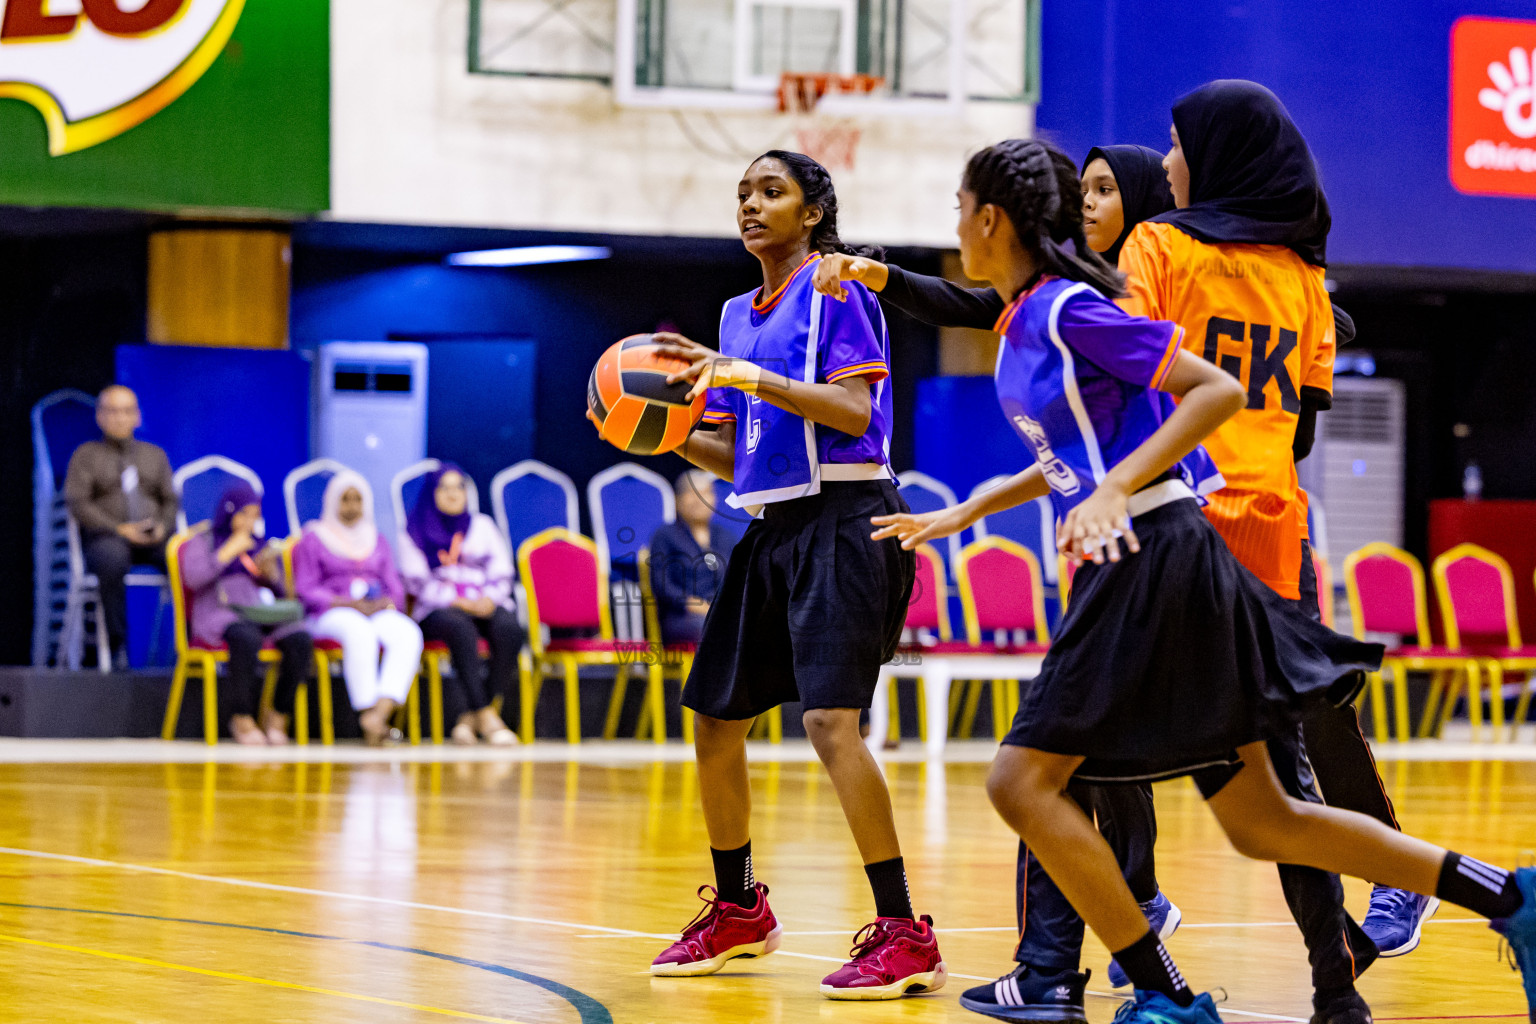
[116,345,309,532]
[423,339,537,499]
[290,245,940,528]
[913,376,1034,502]
[289,253,761,530]
[1036,0,1536,272]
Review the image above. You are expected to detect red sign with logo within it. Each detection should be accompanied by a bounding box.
[1451,16,1536,198]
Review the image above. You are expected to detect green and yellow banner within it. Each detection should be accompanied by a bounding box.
[0,0,328,213]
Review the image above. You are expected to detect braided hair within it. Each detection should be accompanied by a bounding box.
[755,150,886,261]
[962,138,1125,298]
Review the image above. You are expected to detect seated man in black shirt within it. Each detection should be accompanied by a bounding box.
[648,470,736,645]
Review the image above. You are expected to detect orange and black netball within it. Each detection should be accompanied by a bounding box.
[587,334,705,455]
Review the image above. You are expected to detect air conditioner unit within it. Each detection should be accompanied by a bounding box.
[313,343,429,546]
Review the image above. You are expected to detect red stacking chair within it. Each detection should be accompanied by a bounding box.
[1432,544,1536,742]
[954,537,1050,741]
[162,528,333,746]
[1342,543,1477,742]
[518,527,663,744]
[871,543,952,746]
[419,635,495,745]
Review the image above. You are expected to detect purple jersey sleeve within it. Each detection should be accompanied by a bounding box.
[1057,291,1185,391]
[701,387,737,425]
[818,283,890,384]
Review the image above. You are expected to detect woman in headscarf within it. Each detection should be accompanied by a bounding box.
[1106,79,1409,1020]
[1080,144,1177,267]
[808,143,1176,328]
[398,464,521,745]
[179,481,314,745]
[292,470,424,745]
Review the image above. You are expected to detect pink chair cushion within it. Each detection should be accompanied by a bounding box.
[425,639,490,657]
[528,540,602,629]
[906,550,944,631]
[546,638,652,654]
[1386,644,1465,659]
[1353,555,1420,636]
[1444,642,1536,660]
[190,639,280,653]
[1443,556,1511,638]
[895,640,1049,656]
[968,547,1038,631]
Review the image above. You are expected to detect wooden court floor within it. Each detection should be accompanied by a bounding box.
[0,751,1528,1023]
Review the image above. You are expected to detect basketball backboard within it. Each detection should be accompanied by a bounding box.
[468,0,1036,112]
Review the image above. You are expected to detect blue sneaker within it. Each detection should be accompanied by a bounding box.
[1489,865,1536,1020]
[1361,885,1440,956]
[1108,892,1184,988]
[1111,990,1222,1024]
[959,964,1089,1022]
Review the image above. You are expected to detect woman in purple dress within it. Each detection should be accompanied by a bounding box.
[399,463,522,745]
[292,471,424,745]
[179,481,314,745]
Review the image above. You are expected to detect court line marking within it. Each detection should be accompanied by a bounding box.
[0,900,615,1024]
[692,919,1492,937]
[0,847,1330,1021]
[0,930,530,1023]
[0,846,674,938]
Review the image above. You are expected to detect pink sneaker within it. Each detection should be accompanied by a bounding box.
[820,914,947,1000]
[650,883,783,977]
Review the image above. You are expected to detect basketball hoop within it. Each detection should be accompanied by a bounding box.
[778,72,884,173]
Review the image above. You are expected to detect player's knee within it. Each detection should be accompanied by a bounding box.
[692,714,737,757]
[800,708,857,748]
[1217,799,1305,862]
[985,760,1045,836]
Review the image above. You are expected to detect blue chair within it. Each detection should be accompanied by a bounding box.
[31,389,100,667]
[284,457,352,536]
[588,463,674,641]
[391,459,480,548]
[491,460,580,560]
[970,476,1061,631]
[174,456,266,533]
[896,471,961,572]
[710,477,753,545]
[587,463,674,583]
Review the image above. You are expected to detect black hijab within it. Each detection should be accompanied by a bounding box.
[1150,79,1331,267]
[1080,145,1175,266]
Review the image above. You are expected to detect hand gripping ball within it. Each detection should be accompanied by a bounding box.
[586,334,706,455]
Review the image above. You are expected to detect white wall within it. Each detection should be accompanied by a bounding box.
[329,0,1033,246]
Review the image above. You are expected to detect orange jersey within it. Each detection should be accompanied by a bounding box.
[1118,221,1335,598]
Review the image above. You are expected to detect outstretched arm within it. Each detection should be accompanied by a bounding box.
[813,253,1004,330]
[1059,350,1246,565]
[871,465,1049,550]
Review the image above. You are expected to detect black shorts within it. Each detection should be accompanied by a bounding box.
[1190,542,1325,798]
[681,480,915,720]
[1002,498,1380,784]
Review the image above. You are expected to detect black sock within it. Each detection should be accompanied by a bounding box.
[1437,852,1523,919]
[865,857,914,920]
[1111,929,1193,1006]
[710,841,755,907]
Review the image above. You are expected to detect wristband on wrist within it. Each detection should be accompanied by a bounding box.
[715,358,763,394]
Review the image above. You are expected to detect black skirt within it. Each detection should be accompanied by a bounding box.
[1002,498,1382,783]
[682,480,915,720]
